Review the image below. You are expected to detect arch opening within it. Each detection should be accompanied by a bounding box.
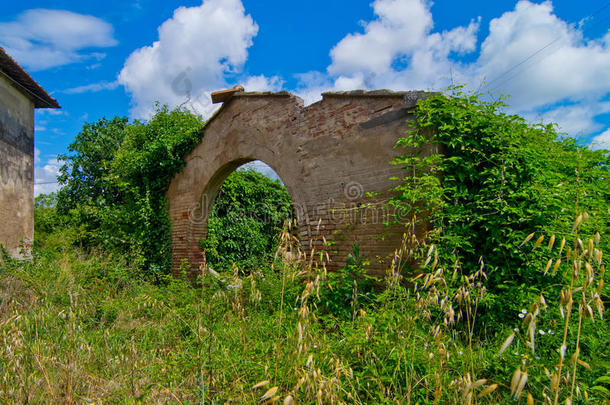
[199,160,297,273]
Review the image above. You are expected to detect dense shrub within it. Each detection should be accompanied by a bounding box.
[33,193,61,237]
[389,89,610,327]
[200,168,294,272]
[53,108,294,278]
[56,106,204,278]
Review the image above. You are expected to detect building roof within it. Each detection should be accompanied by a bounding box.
[0,47,60,109]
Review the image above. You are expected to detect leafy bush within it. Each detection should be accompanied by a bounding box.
[200,168,294,272]
[51,107,294,278]
[318,243,378,320]
[33,193,61,237]
[389,89,610,327]
[56,106,204,278]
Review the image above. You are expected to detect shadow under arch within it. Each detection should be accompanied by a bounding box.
[194,158,303,271]
[191,157,307,241]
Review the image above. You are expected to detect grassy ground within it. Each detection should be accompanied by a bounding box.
[0,226,608,404]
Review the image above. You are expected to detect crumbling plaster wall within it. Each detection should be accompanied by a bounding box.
[0,73,34,258]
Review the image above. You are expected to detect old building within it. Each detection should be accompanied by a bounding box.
[0,47,60,258]
[168,89,436,276]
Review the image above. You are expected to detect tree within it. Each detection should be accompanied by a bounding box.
[389,89,610,326]
[201,168,294,272]
[56,106,204,277]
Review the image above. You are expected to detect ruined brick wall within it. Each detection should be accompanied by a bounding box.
[167,90,435,277]
[0,73,34,258]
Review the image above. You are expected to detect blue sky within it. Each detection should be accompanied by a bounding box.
[1,0,609,194]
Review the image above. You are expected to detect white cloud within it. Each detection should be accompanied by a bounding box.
[326,0,479,91]
[474,1,610,110]
[329,0,433,76]
[294,71,334,105]
[590,129,610,151]
[293,0,610,142]
[34,157,62,196]
[465,0,610,140]
[36,109,67,116]
[525,101,610,137]
[0,9,117,71]
[64,80,119,94]
[118,0,277,119]
[243,75,283,92]
[323,0,610,115]
[294,0,479,105]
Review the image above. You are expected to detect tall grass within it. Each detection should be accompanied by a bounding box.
[0,214,607,403]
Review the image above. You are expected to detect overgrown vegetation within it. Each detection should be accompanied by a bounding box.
[389,88,609,328]
[201,168,294,272]
[0,91,608,403]
[56,106,204,278]
[1,210,607,403]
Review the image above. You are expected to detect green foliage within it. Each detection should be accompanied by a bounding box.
[200,168,294,272]
[56,106,204,277]
[592,362,610,400]
[54,108,293,277]
[319,243,378,320]
[389,88,610,327]
[34,193,61,236]
[4,221,607,403]
[18,86,610,403]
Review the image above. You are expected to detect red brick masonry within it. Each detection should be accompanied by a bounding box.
[167,90,436,276]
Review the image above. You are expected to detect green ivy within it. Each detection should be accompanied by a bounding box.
[389,88,610,327]
[56,106,204,278]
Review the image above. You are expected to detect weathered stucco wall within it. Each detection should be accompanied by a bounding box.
[168,90,436,277]
[0,73,34,258]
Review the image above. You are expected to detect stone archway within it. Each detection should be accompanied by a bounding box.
[167,90,432,276]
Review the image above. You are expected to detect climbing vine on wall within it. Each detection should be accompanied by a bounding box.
[389,88,610,326]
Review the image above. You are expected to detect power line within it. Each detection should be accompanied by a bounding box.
[484,39,562,92]
[482,1,610,93]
